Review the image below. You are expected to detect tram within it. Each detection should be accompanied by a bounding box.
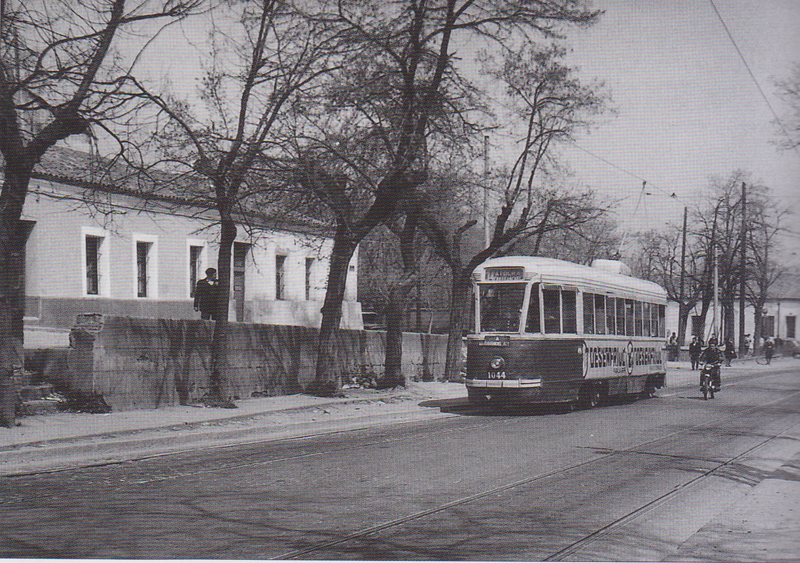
[465,256,668,408]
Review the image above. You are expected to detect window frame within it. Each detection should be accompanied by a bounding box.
[81,227,110,297]
[187,239,207,299]
[132,233,159,299]
[275,254,287,301]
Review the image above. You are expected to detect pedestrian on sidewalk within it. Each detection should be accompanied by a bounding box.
[763,337,774,365]
[689,335,702,370]
[724,338,737,367]
[667,332,678,361]
[194,267,219,320]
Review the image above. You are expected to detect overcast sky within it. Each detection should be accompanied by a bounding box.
[534,0,799,246]
[135,0,799,258]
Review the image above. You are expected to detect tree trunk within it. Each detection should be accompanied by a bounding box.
[722,300,735,342]
[0,167,33,427]
[753,309,764,354]
[382,285,406,388]
[312,228,357,396]
[444,268,471,382]
[381,218,418,389]
[677,301,690,347]
[0,228,25,427]
[208,219,236,404]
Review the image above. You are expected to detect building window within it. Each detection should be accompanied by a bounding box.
[85,235,102,295]
[763,315,775,338]
[136,241,152,297]
[305,257,314,301]
[132,234,158,299]
[189,245,204,298]
[787,316,796,339]
[82,227,110,297]
[275,255,286,300]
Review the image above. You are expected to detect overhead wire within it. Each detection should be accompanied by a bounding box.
[707,0,800,158]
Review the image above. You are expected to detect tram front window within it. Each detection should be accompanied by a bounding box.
[479,284,526,332]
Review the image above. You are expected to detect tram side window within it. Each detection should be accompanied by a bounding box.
[526,283,541,333]
[606,296,616,335]
[643,302,651,336]
[594,294,606,334]
[616,297,626,336]
[562,290,577,333]
[583,293,595,334]
[542,288,561,333]
[650,303,657,337]
[625,299,635,336]
[658,304,666,337]
[635,301,643,336]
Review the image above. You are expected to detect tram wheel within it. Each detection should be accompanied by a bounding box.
[578,383,603,410]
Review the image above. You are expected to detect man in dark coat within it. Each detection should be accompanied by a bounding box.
[763,337,775,365]
[700,339,722,390]
[689,335,703,370]
[194,267,219,320]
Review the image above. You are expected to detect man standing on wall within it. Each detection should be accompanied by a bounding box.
[194,267,219,320]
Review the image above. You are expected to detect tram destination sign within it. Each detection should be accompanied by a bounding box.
[485,267,524,281]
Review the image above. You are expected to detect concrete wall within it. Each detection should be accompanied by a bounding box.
[66,316,447,411]
[26,295,364,331]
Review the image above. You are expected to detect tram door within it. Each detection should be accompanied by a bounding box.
[233,242,250,322]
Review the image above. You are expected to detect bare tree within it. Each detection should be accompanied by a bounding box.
[687,172,780,345]
[745,194,787,351]
[774,63,800,151]
[630,227,704,345]
[409,42,608,381]
[0,0,198,427]
[287,0,600,395]
[128,0,346,403]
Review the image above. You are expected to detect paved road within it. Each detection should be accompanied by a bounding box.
[2,366,799,560]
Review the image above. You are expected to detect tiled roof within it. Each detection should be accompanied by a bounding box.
[3,145,329,236]
[770,273,800,300]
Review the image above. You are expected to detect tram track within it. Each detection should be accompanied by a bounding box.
[2,372,797,560]
[2,364,788,483]
[273,390,800,560]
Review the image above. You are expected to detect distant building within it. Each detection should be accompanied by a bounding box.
[666,274,799,347]
[12,146,362,335]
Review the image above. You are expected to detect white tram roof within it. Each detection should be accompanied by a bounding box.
[474,256,667,302]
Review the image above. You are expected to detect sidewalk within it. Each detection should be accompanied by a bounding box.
[0,380,467,476]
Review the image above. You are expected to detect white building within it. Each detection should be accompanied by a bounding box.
[666,274,799,347]
[16,147,362,335]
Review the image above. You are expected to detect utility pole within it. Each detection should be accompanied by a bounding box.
[678,206,688,345]
[738,182,747,354]
[483,135,490,248]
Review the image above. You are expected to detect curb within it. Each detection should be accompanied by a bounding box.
[0,392,467,476]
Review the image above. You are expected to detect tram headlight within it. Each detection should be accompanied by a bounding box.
[489,356,505,370]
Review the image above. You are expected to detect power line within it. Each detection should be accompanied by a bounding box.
[567,141,688,203]
[707,0,800,158]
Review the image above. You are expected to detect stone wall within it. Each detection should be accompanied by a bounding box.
[66,315,448,411]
